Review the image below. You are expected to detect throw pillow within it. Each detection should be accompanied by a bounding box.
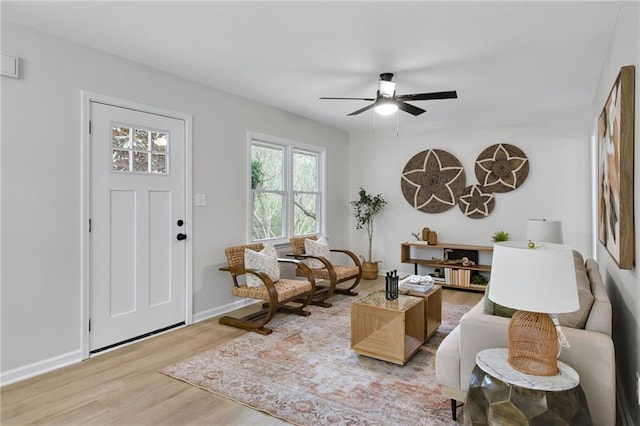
[304,236,330,269]
[244,244,280,288]
[483,281,517,318]
[557,251,594,329]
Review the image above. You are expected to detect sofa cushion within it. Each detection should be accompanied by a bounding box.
[557,251,594,329]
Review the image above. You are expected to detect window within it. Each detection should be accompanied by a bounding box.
[249,133,325,244]
[112,125,168,174]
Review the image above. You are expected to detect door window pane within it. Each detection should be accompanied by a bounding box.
[133,129,149,150]
[112,125,169,174]
[151,154,167,173]
[112,149,130,171]
[151,132,167,153]
[134,152,149,172]
[113,126,131,149]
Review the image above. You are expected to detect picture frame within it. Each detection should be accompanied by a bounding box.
[597,65,635,269]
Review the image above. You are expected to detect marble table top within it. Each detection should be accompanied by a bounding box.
[476,348,579,391]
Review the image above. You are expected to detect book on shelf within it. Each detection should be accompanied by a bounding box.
[444,267,472,287]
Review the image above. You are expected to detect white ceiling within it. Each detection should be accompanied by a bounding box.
[2,1,621,132]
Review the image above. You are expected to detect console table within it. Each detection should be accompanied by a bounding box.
[400,242,492,292]
[464,348,592,425]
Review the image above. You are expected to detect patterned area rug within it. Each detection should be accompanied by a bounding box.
[161,292,473,425]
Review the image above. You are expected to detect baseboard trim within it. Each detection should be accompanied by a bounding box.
[616,370,634,426]
[192,298,259,323]
[0,350,82,387]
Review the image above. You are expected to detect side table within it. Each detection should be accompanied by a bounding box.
[350,291,424,365]
[464,348,592,426]
[405,285,442,341]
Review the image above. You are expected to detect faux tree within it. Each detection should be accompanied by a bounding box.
[350,187,387,263]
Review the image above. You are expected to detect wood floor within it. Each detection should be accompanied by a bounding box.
[1,278,482,425]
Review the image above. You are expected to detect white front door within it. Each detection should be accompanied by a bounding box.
[89,101,187,352]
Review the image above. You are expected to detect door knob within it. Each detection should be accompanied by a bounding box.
[176,233,187,241]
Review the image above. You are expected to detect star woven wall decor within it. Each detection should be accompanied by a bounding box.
[458,184,495,219]
[475,143,529,193]
[400,149,466,213]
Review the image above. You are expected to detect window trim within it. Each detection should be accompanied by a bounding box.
[247,131,326,246]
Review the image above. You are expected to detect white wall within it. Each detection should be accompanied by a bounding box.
[0,21,349,379]
[591,2,640,424]
[348,107,594,274]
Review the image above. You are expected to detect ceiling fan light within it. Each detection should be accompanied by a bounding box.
[378,80,396,97]
[374,102,398,115]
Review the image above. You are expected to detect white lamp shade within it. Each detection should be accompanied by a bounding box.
[489,241,579,313]
[526,219,563,244]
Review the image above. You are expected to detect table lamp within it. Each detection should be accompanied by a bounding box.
[526,219,563,244]
[488,241,578,376]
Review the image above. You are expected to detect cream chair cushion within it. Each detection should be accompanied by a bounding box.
[304,236,330,269]
[244,244,280,288]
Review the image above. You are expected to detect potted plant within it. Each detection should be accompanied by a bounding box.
[350,187,387,279]
[491,230,510,243]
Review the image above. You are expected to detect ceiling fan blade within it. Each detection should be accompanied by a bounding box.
[397,101,426,116]
[396,91,458,101]
[319,97,376,101]
[347,103,376,116]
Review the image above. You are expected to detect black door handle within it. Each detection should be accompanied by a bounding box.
[177,233,187,241]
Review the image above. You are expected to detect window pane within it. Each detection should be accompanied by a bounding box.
[251,144,283,191]
[112,149,130,171]
[252,192,283,240]
[113,126,131,149]
[134,152,149,172]
[293,150,317,192]
[133,129,149,151]
[294,193,318,235]
[151,154,166,173]
[151,132,168,153]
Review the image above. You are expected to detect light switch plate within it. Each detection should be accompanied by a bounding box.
[195,193,207,207]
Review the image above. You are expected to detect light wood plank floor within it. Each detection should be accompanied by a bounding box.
[1,278,481,425]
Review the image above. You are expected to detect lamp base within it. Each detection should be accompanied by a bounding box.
[507,310,559,376]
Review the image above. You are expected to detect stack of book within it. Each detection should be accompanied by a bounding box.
[399,275,435,293]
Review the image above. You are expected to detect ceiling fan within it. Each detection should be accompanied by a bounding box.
[320,73,457,117]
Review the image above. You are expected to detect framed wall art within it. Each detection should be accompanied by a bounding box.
[597,65,635,269]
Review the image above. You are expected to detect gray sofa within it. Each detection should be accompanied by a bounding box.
[435,253,615,426]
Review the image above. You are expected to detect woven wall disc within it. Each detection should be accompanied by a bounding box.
[458,185,495,219]
[475,143,529,193]
[401,149,465,213]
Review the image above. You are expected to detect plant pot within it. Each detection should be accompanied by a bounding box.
[361,261,379,280]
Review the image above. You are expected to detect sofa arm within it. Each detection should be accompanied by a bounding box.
[558,327,615,426]
[458,312,510,392]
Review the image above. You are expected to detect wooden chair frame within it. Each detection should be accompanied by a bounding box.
[288,236,362,307]
[219,243,316,335]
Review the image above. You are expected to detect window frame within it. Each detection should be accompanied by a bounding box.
[247,131,326,246]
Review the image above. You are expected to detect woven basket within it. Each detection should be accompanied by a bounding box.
[507,310,558,376]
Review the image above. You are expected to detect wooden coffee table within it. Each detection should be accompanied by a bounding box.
[350,291,424,365]
[405,285,442,341]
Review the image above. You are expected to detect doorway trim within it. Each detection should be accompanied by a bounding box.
[80,91,193,360]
